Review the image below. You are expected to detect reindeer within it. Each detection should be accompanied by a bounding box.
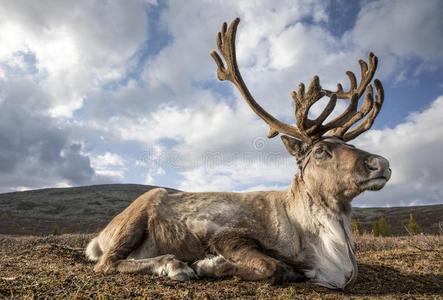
[86,18,391,290]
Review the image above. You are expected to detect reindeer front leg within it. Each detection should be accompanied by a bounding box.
[208,230,305,284]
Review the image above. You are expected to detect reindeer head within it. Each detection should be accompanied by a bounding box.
[211,18,391,202]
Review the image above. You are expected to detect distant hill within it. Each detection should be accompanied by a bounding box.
[353,205,442,236]
[0,184,441,235]
[0,184,179,235]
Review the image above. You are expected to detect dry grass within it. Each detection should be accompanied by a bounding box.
[355,233,443,252]
[0,234,442,299]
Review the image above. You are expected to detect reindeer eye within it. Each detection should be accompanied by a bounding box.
[314,148,324,155]
[313,147,331,160]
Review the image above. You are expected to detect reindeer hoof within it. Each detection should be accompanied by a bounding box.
[93,261,115,274]
[169,265,198,281]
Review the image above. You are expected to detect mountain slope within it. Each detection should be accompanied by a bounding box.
[0,184,178,235]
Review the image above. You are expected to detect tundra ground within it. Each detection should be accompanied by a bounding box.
[0,234,441,299]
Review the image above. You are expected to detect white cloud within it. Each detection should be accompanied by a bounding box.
[92,152,125,168]
[344,0,443,79]
[0,77,102,192]
[142,0,331,110]
[135,160,149,167]
[178,155,294,192]
[91,152,126,180]
[351,0,443,62]
[144,173,155,185]
[0,0,150,192]
[0,0,148,117]
[105,98,263,149]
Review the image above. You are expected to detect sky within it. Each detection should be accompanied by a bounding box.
[0,0,442,207]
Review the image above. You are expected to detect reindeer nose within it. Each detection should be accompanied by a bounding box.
[365,156,391,179]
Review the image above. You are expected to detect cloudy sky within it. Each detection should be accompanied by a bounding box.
[0,0,442,207]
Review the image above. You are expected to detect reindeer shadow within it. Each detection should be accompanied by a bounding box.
[341,263,443,296]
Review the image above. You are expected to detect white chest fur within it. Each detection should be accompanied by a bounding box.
[304,213,357,290]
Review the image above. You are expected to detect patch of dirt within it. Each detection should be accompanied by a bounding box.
[0,234,441,299]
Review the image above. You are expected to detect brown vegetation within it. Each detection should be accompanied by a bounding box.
[0,234,441,299]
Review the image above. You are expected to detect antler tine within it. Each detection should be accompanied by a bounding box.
[308,93,359,136]
[331,84,374,137]
[313,95,337,126]
[345,71,357,94]
[210,18,312,143]
[359,59,368,78]
[342,79,384,141]
[292,76,328,135]
[324,52,378,100]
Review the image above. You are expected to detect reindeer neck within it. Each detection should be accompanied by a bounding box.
[287,175,352,219]
[283,175,353,242]
[283,175,355,255]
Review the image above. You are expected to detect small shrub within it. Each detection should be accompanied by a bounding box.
[52,224,61,236]
[352,219,362,235]
[373,216,391,237]
[406,213,422,235]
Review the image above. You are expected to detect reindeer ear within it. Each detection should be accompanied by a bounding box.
[281,135,306,159]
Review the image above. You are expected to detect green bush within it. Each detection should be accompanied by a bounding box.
[52,224,61,236]
[352,219,362,235]
[406,213,422,235]
[373,216,391,237]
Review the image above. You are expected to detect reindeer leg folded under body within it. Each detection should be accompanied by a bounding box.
[208,230,306,285]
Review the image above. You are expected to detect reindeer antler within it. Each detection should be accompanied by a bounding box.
[211,18,384,144]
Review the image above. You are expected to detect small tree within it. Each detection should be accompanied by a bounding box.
[352,219,362,235]
[52,224,61,236]
[373,216,391,237]
[406,213,421,235]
